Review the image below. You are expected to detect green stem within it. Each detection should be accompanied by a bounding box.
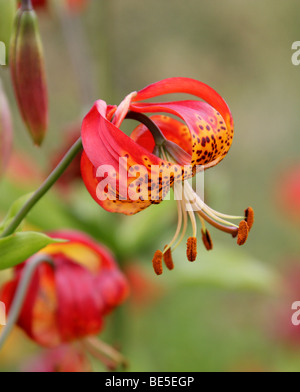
[0,137,83,238]
[0,254,54,351]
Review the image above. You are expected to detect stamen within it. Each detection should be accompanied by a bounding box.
[202,229,213,251]
[205,205,244,221]
[184,182,239,229]
[152,250,163,275]
[173,198,188,251]
[183,185,198,239]
[237,221,249,246]
[245,207,255,230]
[197,210,238,236]
[163,186,183,254]
[163,246,175,270]
[187,237,197,262]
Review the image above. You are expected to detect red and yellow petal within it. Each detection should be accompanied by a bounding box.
[31,264,60,347]
[55,260,104,344]
[81,151,153,215]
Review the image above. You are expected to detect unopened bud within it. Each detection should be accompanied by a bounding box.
[10,2,48,146]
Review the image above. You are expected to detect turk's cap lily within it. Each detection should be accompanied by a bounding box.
[81,77,254,274]
[10,1,48,146]
[0,231,129,347]
[0,79,13,177]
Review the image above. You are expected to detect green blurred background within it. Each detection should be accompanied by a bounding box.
[1,0,300,372]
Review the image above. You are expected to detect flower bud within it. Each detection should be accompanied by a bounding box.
[10,1,48,146]
[0,79,13,177]
[0,0,17,65]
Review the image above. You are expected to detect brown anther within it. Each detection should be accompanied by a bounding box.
[245,207,255,230]
[152,250,163,275]
[187,237,197,262]
[201,229,213,251]
[237,220,249,246]
[163,246,175,270]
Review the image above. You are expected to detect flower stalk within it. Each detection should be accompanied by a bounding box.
[0,254,54,351]
[0,137,83,238]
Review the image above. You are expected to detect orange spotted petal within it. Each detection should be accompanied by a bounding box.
[130,100,233,169]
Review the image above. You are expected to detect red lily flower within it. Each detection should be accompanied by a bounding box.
[81,78,254,274]
[0,231,129,347]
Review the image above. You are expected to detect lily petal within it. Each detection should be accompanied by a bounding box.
[130,100,233,169]
[134,77,234,132]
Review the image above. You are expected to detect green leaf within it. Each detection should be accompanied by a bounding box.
[0,231,65,270]
[0,193,33,233]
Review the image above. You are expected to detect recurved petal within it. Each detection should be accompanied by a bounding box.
[130,100,233,169]
[82,100,162,171]
[134,77,234,132]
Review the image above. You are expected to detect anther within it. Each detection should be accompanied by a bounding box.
[187,237,197,262]
[152,251,163,275]
[237,221,249,246]
[163,246,175,270]
[202,229,213,251]
[245,207,254,230]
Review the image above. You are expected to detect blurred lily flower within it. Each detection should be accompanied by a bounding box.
[81,77,254,274]
[0,79,13,178]
[10,0,48,146]
[0,231,129,348]
[22,345,91,372]
[276,164,300,223]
